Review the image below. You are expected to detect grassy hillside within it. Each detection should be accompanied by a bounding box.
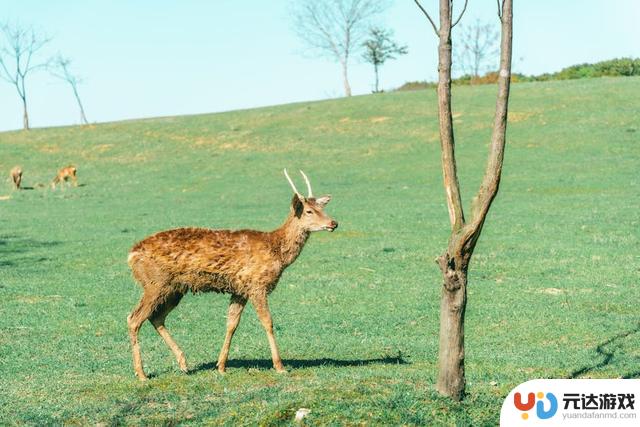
[0,76,638,425]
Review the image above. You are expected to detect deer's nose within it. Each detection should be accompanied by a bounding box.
[330,221,338,230]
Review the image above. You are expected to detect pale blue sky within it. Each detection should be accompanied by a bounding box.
[0,0,638,131]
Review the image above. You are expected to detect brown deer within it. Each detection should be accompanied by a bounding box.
[51,165,78,189]
[127,170,338,380]
[10,166,22,190]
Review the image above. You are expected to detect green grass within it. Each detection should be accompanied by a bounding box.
[0,76,639,425]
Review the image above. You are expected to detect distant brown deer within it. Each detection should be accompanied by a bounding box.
[127,170,338,380]
[51,165,78,189]
[10,166,22,190]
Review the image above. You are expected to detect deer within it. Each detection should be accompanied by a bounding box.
[51,165,78,190]
[10,166,22,190]
[126,169,338,380]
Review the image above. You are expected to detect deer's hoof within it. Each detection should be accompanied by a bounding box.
[177,356,188,372]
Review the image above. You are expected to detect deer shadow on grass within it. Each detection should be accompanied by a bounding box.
[568,323,640,379]
[0,234,62,267]
[190,352,409,374]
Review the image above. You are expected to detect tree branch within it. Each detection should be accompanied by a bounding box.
[451,0,469,28]
[497,0,503,21]
[452,0,513,259]
[436,0,465,232]
[312,13,342,59]
[0,56,16,83]
[414,0,439,37]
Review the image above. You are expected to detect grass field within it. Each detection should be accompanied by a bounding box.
[0,76,638,425]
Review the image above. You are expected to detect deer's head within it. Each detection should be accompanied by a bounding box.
[284,169,338,232]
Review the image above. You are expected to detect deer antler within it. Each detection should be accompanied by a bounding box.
[299,170,313,198]
[283,168,303,198]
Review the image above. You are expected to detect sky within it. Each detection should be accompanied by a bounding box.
[0,0,638,132]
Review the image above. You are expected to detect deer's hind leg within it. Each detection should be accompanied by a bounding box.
[127,291,164,380]
[149,292,188,373]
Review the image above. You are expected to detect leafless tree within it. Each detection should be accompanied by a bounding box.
[414,0,513,401]
[291,0,388,96]
[454,19,499,78]
[0,22,51,130]
[51,55,89,125]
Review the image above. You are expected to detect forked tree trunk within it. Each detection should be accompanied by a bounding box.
[430,0,513,401]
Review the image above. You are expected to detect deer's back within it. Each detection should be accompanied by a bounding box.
[128,227,283,297]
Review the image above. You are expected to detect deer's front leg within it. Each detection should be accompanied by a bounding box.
[251,293,286,373]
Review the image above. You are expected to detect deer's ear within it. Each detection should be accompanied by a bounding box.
[315,195,331,208]
[292,194,304,218]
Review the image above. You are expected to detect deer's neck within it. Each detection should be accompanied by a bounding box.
[272,214,309,267]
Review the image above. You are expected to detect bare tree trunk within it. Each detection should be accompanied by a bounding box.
[434,0,466,400]
[341,60,352,97]
[436,255,468,399]
[434,0,513,401]
[374,63,380,93]
[473,24,481,78]
[72,85,88,125]
[22,97,29,130]
[19,77,30,130]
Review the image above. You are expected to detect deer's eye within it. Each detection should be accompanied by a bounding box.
[305,210,313,215]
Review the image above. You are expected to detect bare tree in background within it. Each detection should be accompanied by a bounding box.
[51,55,89,125]
[362,27,408,93]
[0,22,51,130]
[291,0,388,96]
[454,19,499,78]
[414,0,513,401]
